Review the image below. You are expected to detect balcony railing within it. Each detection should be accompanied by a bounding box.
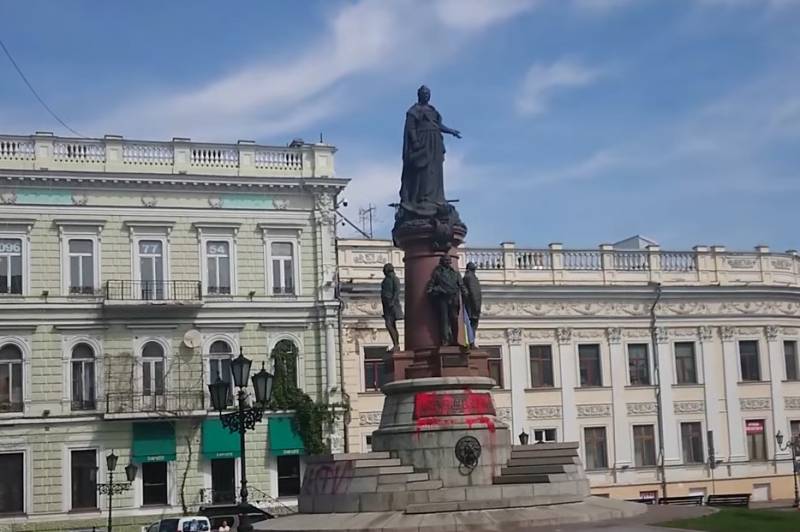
[0,401,23,413]
[104,280,202,301]
[0,133,337,178]
[105,391,205,415]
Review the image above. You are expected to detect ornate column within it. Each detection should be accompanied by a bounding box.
[506,328,526,439]
[766,326,790,458]
[698,326,723,461]
[655,327,681,465]
[720,326,747,461]
[607,327,631,467]
[557,328,578,442]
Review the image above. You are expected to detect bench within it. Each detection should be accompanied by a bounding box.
[707,494,751,508]
[658,495,705,506]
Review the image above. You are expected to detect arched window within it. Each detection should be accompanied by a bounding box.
[271,339,298,388]
[0,343,23,412]
[208,340,233,405]
[71,343,96,410]
[141,341,165,397]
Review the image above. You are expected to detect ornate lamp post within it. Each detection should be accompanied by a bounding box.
[775,431,800,508]
[96,451,138,532]
[209,348,273,532]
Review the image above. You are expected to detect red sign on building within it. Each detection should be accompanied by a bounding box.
[745,421,764,435]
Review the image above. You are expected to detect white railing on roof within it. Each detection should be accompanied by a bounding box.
[191,146,239,168]
[564,250,602,270]
[613,251,650,271]
[465,248,504,269]
[515,249,551,270]
[123,143,173,165]
[0,139,34,160]
[255,149,303,171]
[661,251,696,272]
[54,141,105,163]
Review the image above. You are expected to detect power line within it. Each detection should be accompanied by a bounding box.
[0,37,86,137]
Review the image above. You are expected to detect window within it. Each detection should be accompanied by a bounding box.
[277,455,301,497]
[210,458,235,504]
[628,344,650,385]
[205,241,231,295]
[71,450,97,510]
[533,428,557,443]
[584,427,608,469]
[739,340,760,381]
[141,461,168,505]
[363,346,388,391]
[639,490,658,501]
[791,420,800,439]
[633,425,657,467]
[675,342,698,384]
[364,435,373,453]
[270,242,295,295]
[529,345,554,388]
[484,346,503,388]
[680,422,704,464]
[68,239,95,294]
[71,343,96,410]
[138,240,165,299]
[784,341,798,381]
[208,341,232,406]
[0,238,22,295]
[746,420,767,461]
[578,344,602,387]
[0,452,24,514]
[142,342,165,397]
[0,343,23,412]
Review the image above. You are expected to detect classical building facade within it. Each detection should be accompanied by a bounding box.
[0,133,346,530]
[338,238,800,501]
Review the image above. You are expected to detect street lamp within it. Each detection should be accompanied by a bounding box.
[209,348,274,532]
[775,431,800,508]
[96,450,137,532]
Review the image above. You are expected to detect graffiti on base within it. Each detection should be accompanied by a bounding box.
[301,460,355,495]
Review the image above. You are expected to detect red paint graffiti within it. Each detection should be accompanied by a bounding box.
[413,389,495,419]
[301,460,354,495]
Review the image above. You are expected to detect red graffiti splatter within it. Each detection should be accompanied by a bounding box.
[413,389,495,419]
[465,416,496,433]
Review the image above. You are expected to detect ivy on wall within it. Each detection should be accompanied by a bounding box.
[267,339,344,455]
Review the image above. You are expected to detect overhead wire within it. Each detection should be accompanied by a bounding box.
[0,37,87,137]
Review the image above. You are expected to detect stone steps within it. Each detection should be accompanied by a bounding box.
[493,473,550,484]
[500,464,569,476]
[305,451,391,464]
[404,493,584,514]
[513,442,579,451]
[510,448,579,459]
[507,456,581,467]
[353,458,402,468]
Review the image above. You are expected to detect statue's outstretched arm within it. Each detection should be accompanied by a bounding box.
[439,122,461,138]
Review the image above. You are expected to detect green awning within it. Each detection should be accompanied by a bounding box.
[132,422,176,463]
[202,418,240,459]
[268,416,305,457]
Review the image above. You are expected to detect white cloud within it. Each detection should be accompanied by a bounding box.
[81,0,539,141]
[515,59,604,116]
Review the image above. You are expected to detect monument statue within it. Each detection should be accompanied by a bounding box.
[381,263,402,351]
[463,262,482,346]
[399,85,461,216]
[426,255,464,346]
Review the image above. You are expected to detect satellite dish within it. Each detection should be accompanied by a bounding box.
[183,329,203,349]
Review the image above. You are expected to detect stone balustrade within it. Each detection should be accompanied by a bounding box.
[0,132,336,178]
[338,239,800,287]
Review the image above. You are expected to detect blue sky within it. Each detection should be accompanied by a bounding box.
[2,0,799,250]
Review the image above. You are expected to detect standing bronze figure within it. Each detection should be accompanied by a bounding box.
[400,85,461,215]
[381,263,403,351]
[463,262,482,346]
[426,256,464,346]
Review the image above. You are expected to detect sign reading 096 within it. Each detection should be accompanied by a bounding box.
[0,239,22,254]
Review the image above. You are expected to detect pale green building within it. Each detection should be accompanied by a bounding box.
[0,133,347,531]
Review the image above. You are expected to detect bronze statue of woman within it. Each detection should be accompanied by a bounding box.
[400,85,461,214]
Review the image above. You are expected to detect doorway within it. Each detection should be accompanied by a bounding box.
[211,458,236,504]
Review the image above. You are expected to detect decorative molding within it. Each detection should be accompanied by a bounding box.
[359,411,382,426]
[523,329,555,340]
[765,325,780,340]
[71,193,88,206]
[606,328,622,344]
[725,256,757,269]
[785,328,799,336]
[627,402,658,416]
[673,401,704,414]
[574,329,604,339]
[476,329,506,341]
[527,405,562,420]
[740,397,771,411]
[772,258,793,271]
[655,327,669,344]
[577,404,612,418]
[720,326,736,341]
[556,328,572,345]
[314,192,335,225]
[141,195,158,208]
[671,328,698,339]
[352,251,390,265]
[0,191,17,205]
[272,198,290,210]
[623,328,650,339]
[737,327,761,336]
[208,197,223,208]
[496,407,512,425]
[506,328,522,346]
[785,397,800,410]
[698,326,714,341]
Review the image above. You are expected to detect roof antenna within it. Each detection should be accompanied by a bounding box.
[319,132,324,143]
